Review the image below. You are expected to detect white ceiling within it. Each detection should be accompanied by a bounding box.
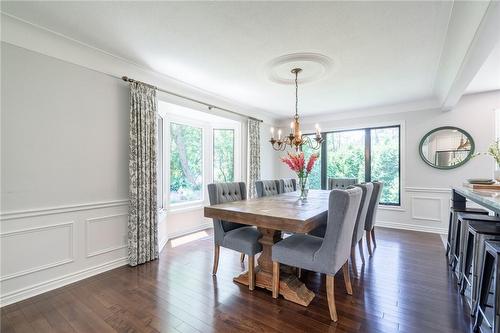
[1,1,496,118]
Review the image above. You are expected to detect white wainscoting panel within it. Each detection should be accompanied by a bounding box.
[0,222,74,281]
[0,200,130,306]
[376,187,451,234]
[411,196,442,222]
[85,213,128,257]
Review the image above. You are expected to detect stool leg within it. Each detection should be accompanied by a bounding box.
[452,219,462,271]
[460,233,473,294]
[446,211,453,256]
[472,235,483,313]
[473,253,494,332]
[494,259,500,333]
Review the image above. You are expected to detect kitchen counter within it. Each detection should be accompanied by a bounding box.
[453,186,500,214]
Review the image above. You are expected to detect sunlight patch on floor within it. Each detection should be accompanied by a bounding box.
[171,231,210,248]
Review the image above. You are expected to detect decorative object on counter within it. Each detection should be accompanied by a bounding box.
[464,182,500,190]
[269,68,324,151]
[280,152,319,200]
[473,139,500,182]
[467,178,496,185]
[419,126,474,169]
[464,178,500,190]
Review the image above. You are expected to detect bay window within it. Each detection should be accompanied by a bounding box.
[157,101,241,210]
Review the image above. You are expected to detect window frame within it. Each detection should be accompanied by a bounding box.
[310,124,402,206]
[157,114,165,210]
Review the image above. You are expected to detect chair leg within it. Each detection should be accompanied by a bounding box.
[371,228,377,248]
[358,239,365,264]
[272,261,280,298]
[326,275,338,322]
[240,253,245,263]
[212,245,220,275]
[342,261,353,295]
[248,255,255,291]
[297,267,302,279]
[350,246,358,276]
[366,230,373,256]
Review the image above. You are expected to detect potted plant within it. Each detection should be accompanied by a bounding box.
[281,152,319,200]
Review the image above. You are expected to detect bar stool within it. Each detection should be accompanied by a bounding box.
[473,240,500,333]
[459,218,500,312]
[447,206,489,262]
[452,212,491,275]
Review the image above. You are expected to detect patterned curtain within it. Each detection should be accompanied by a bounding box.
[128,82,159,266]
[248,119,261,198]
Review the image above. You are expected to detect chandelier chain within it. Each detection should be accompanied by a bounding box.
[269,67,323,151]
[295,70,298,118]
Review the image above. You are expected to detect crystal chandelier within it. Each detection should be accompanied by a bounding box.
[269,68,324,151]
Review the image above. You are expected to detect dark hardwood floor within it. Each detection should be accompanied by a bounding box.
[1,227,473,333]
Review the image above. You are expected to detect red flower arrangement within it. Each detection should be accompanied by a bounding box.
[281,152,319,199]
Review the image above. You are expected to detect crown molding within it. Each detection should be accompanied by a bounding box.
[276,97,441,126]
[0,12,279,124]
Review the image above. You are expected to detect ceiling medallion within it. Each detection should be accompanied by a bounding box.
[269,68,324,152]
[265,52,335,85]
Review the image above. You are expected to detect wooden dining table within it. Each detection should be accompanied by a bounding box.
[204,189,330,306]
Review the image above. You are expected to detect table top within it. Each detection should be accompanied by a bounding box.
[453,186,500,214]
[204,190,330,233]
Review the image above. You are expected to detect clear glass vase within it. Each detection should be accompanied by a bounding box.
[299,176,309,200]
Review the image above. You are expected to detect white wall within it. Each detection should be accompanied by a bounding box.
[260,122,279,180]
[1,42,130,305]
[0,42,278,305]
[277,91,500,233]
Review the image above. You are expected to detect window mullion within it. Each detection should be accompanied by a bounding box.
[364,128,371,183]
[320,132,327,190]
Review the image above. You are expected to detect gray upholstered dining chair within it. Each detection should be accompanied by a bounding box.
[271,187,362,322]
[328,178,357,189]
[309,183,373,276]
[350,183,373,275]
[279,178,297,193]
[207,182,262,290]
[365,181,383,256]
[255,180,280,198]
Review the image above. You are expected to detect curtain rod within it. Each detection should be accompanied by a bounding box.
[121,76,263,123]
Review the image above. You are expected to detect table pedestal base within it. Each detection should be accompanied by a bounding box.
[234,267,315,306]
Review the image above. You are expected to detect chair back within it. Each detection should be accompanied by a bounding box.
[255,180,280,198]
[207,182,247,244]
[315,187,362,275]
[352,183,373,244]
[280,178,297,193]
[328,178,357,189]
[364,181,383,231]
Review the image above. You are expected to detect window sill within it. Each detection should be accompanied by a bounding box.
[378,205,405,212]
[167,204,205,215]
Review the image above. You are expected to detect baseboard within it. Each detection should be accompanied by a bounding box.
[0,257,127,307]
[377,220,447,235]
[167,223,213,240]
[159,235,168,253]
